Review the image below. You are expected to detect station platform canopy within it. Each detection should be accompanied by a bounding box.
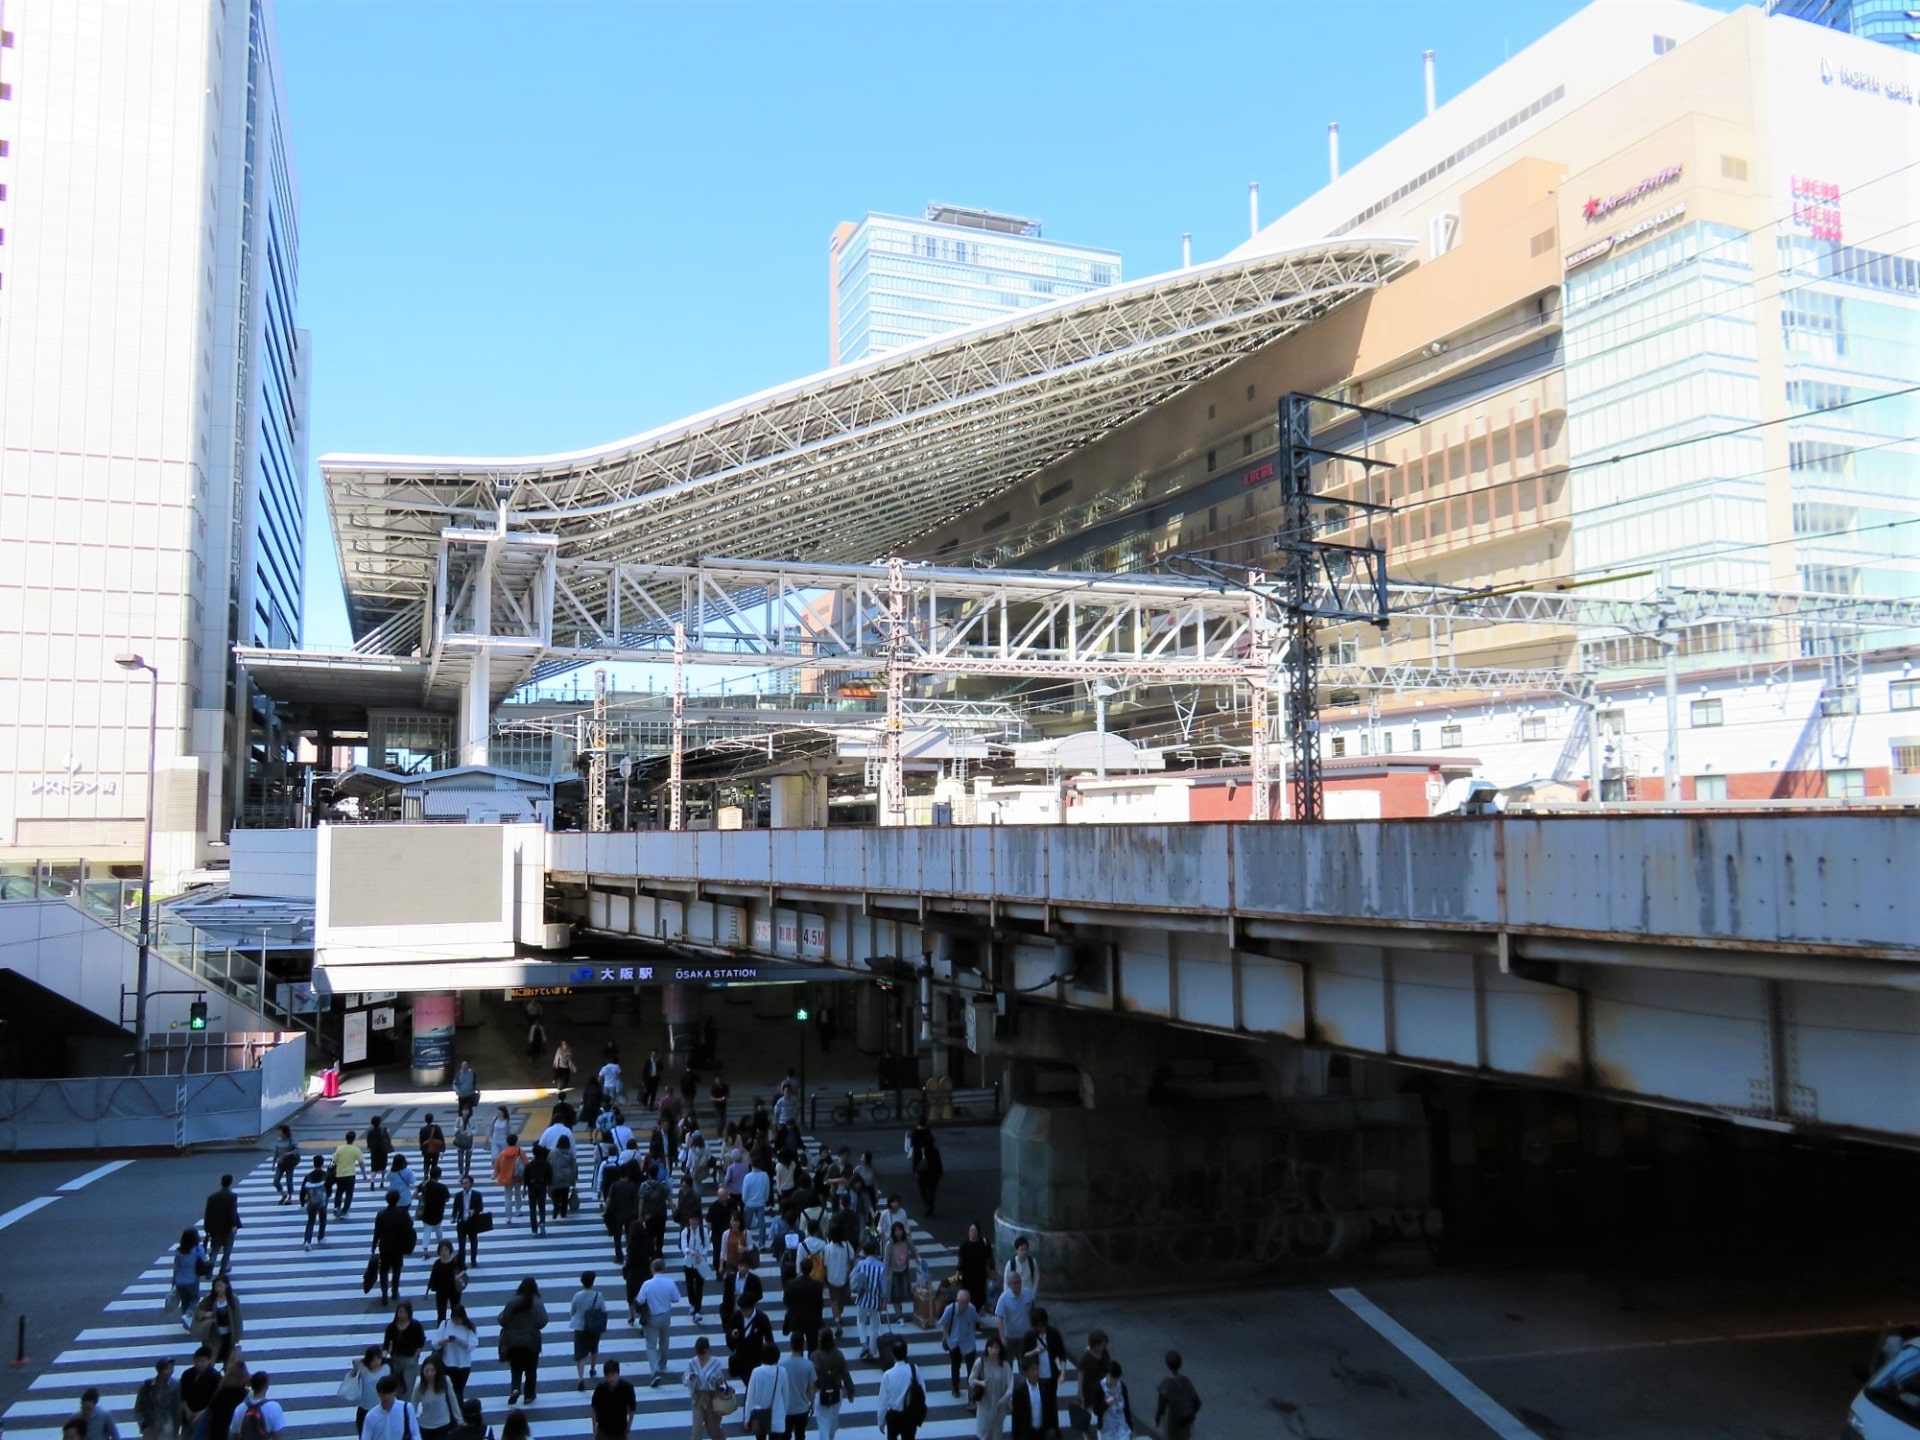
[319,240,1412,642]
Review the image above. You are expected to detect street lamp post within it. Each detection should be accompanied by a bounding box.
[115,653,159,1072]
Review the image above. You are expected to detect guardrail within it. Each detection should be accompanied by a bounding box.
[807,1084,1001,1130]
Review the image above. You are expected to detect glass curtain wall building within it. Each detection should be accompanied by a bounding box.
[1768,0,1920,51]
[0,0,309,885]
[829,204,1120,364]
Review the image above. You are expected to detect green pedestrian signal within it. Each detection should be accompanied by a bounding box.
[795,1007,809,1022]
[188,999,208,1030]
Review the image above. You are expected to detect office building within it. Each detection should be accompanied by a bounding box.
[828,204,1120,364]
[1769,0,1920,52]
[907,0,1919,800]
[0,0,310,885]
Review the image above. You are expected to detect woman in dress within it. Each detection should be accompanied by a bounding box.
[968,1335,1014,1440]
[884,1221,918,1323]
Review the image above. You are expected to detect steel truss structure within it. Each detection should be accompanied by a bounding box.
[319,241,1411,638]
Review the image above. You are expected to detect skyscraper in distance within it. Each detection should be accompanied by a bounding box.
[829,204,1121,365]
[0,0,309,884]
[1768,0,1920,51]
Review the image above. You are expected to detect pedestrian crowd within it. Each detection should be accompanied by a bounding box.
[82,1028,1202,1440]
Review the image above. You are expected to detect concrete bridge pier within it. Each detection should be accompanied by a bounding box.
[989,1005,1437,1293]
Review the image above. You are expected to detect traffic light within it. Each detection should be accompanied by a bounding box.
[188,999,208,1031]
[795,1007,809,1022]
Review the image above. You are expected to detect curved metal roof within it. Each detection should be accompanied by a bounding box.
[321,239,1412,638]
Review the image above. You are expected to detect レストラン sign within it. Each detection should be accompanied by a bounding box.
[1583,164,1684,224]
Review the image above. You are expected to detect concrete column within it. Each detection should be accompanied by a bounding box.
[460,651,492,768]
[770,773,814,828]
[410,992,457,1086]
[662,981,694,1057]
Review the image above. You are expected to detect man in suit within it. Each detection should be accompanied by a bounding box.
[1027,1309,1070,1440]
[202,1175,241,1276]
[450,1175,488,1268]
[725,1295,773,1384]
[371,1192,418,1304]
[781,1262,826,1357]
[1012,1350,1052,1440]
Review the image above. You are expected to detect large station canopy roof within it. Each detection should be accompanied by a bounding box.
[322,240,1411,639]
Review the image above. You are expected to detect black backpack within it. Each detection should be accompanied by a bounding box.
[903,1364,928,1426]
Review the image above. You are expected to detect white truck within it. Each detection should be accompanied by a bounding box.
[1850,1330,1920,1437]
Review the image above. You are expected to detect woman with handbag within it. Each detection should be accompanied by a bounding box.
[809,1330,855,1440]
[338,1345,388,1438]
[170,1228,210,1326]
[681,1335,733,1440]
[187,1277,242,1364]
[426,1241,467,1325]
[429,1303,478,1406]
[969,1335,1014,1440]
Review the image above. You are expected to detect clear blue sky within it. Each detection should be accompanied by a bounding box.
[279,0,1736,650]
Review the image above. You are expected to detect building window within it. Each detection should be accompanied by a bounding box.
[1038,478,1073,505]
[1520,715,1547,741]
[980,511,1010,534]
[1440,724,1463,749]
[1892,678,1920,711]
[1243,434,1254,457]
[1689,698,1724,727]
[1206,449,1217,472]
[1358,731,1371,756]
[1821,685,1859,716]
[1382,732,1394,755]
[1409,726,1422,751]
[1652,33,1676,54]
[1330,735,1346,758]
[1826,769,1866,799]
[1694,774,1728,802]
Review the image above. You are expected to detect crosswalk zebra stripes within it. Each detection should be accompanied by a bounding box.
[4,1107,983,1439]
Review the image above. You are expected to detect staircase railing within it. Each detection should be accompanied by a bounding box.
[62,880,316,1038]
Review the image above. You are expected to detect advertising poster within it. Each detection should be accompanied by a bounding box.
[342,1010,369,1066]
[411,992,458,1085]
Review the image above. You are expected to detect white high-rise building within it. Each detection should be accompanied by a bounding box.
[0,0,309,885]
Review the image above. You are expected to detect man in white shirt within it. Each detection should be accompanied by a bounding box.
[740,1166,771,1247]
[636,1259,681,1386]
[874,1341,922,1439]
[539,1118,572,1155]
[226,1375,284,1439]
[599,1059,625,1105]
[357,1377,415,1440]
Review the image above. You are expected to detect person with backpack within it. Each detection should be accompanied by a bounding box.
[809,1330,855,1440]
[493,1132,527,1226]
[370,1193,418,1305]
[781,1254,826,1358]
[418,1115,447,1182]
[226,1373,282,1440]
[1154,1350,1202,1440]
[134,1359,184,1440]
[874,1341,927,1440]
[549,1134,579,1221]
[522,1144,553,1237]
[299,1159,331,1251]
[570,1271,610,1392]
[638,1164,671,1255]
